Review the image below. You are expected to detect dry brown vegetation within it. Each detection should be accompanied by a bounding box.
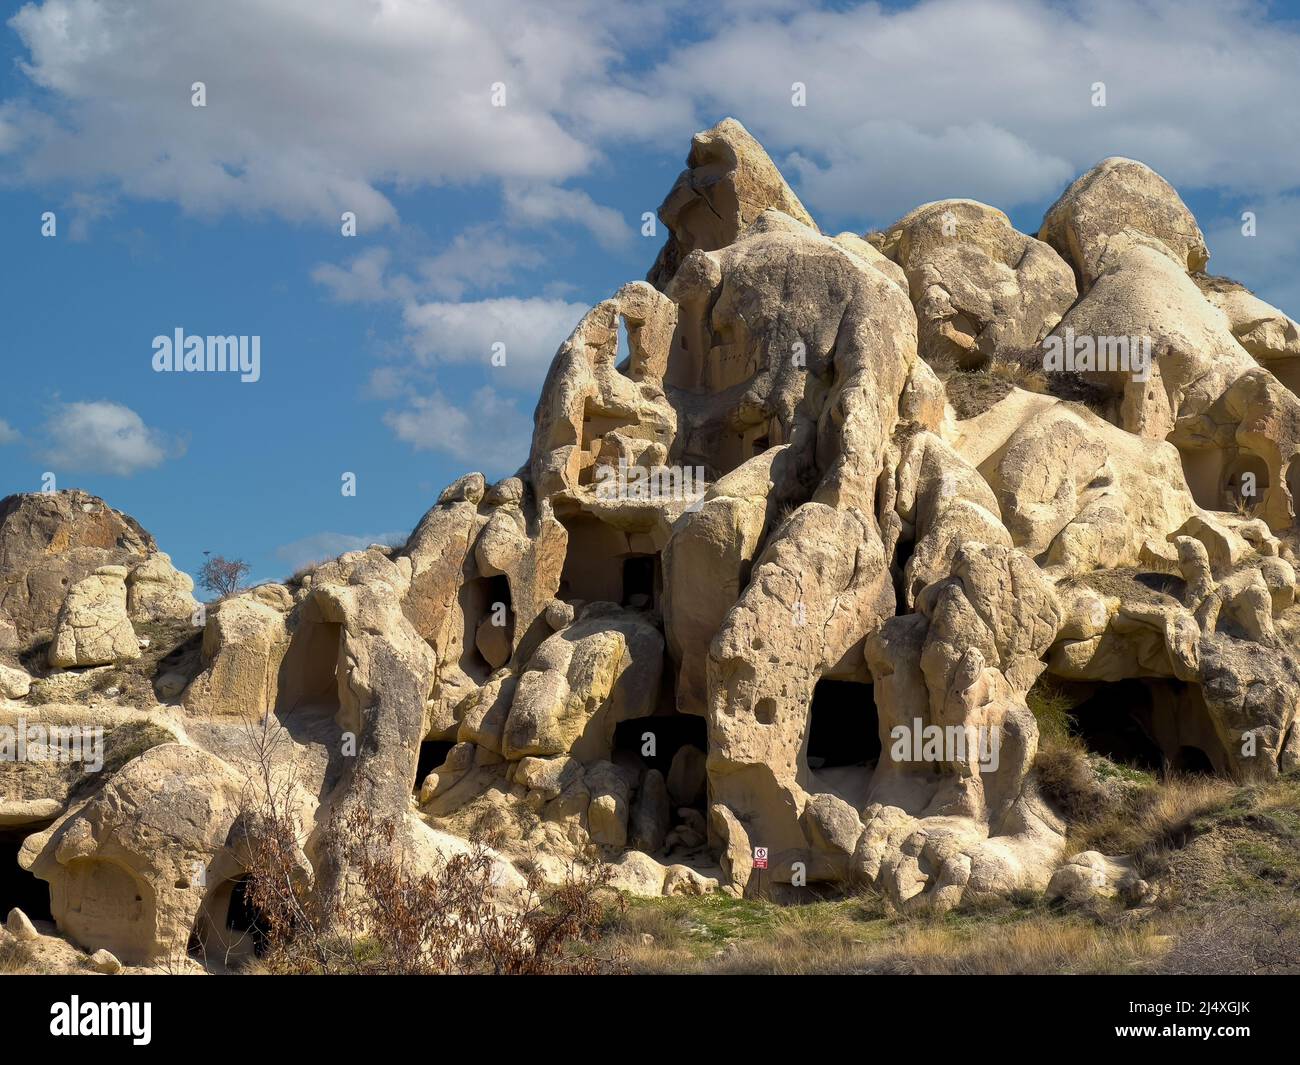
[223,720,618,975]
[927,345,1111,419]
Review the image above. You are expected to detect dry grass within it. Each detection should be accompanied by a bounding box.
[1070,774,1234,864]
[985,354,1048,393]
[598,771,1300,975]
[0,937,38,974]
[603,892,1167,975]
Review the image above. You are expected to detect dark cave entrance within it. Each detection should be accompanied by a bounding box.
[621,555,658,608]
[1067,679,1164,771]
[465,574,514,675]
[276,620,343,715]
[224,875,269,958]
[414,739,457,793]
[0,827,52,922]
[1173,745,1215,775]
[613,714,707,780]
[807,679,880,769]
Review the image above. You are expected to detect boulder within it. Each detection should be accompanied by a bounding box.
[875,199,1076,368]
[48,567,140,668]
[1039,156,1209,291]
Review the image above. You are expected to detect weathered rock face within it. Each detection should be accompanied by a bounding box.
[48,566,140,668]
[6,121,1300,962]
[648,118,817,290]
[874,199,1077,369]
[0,491,194,654]
[1039,156,1209,291]
[20,744,244,965]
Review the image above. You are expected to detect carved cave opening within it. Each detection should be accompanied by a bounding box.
[557,512,663,609]
[1178,446,1271,514]
[223,875,270,958]
[807,679,881,769]
[466,573,514,675]
[557,512,627,603]
[0,827,52,922]
[613,712,708,805]
[414,739,457,793]
[1060,677,1225,775]
[621,554,658,608]
[804,679,879,809]
[276,620,343,715]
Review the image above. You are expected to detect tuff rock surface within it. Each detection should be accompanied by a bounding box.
[4,119,1300,963]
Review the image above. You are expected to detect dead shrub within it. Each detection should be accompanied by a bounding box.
[228,717,618,975]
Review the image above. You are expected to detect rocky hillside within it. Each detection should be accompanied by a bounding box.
[3,118,1299,973]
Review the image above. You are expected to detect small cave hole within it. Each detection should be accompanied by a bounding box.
[807,679,880,769]
[224,875,269,958]
[1174,745,1215,775]
[621,555,657,608]
[0,827,52,923]
[1068,680,1164,771]
[414,740,457,793]
[612,714,707,778]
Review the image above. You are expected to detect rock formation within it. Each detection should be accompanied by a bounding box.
[3,120,1300,964]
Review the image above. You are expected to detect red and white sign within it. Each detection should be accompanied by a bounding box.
[753,846,768,869]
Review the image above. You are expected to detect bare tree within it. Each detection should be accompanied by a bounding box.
[198,552,250,599]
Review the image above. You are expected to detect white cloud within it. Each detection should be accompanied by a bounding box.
[402,296,586,387]
[503,183,633,250]
[785,121,1074,226]
[0,419,20,444]
[10,0,1300,237]
[310,247,400,304]
[275,529,407,572]
[313,244,587,391]
[40,400,176,475]
[642,0,1300,225]
[2,0,656,224]
[417,228,546,301]
[383,386,530,473]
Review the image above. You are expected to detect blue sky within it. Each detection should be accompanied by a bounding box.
[2,0,1299,588]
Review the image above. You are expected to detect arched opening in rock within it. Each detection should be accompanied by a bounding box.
[1174,745,1215,775]
[1044,676,1231,776]
[414,739,457,793]
[716,420,778,478]
[0,827,52,922]
[621,554,658,608]
[1178,447,1225,512]
[1224,452,1269,511]
[276,620,343,715]
[1287,456,1300,520]
[59,857,152,960]
[1267,357,1300,398]
[807,679,880,770]
[806,680,880,806]
[613,713,707,781]
[615,316,632,377]
[1067,679,1164,770]
[224,875,269,957]
[464,574,513,675]
[557,512,628,603]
